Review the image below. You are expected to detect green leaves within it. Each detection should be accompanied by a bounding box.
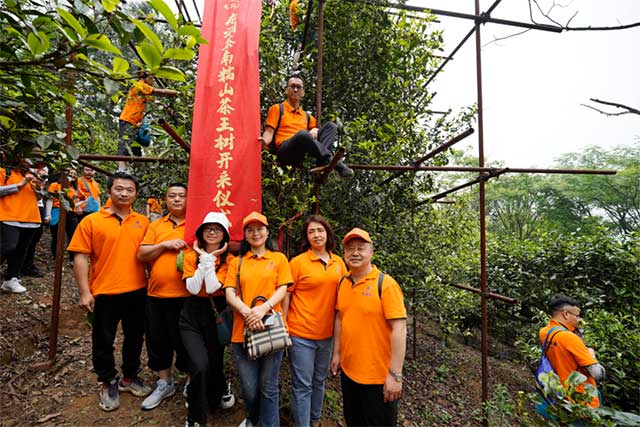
[155,66,186,82]
[165,48,195,61]
[84,33,122,55]
[149,0,178,32]
[131,19,164,53]
[56,7,87,38]
[136,42,162,69]
[26,31,50,56]
[112,57,129,75]
[101,0,121,13]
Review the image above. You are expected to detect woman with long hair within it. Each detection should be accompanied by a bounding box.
[283,215,347,427]
[179,212,236,427]
[224,211,293,427]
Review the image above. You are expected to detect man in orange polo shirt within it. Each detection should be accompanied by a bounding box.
[330,228,407,427]
[539,295,605,407]
[259,76,354,179]
[0,163,44,293]
[137,183,189,410]
[68,171,151,412]
[118,71,177,171]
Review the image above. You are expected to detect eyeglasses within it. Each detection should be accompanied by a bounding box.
[564,309,581,318]
[288,84,303,90]
[203,226,224,234]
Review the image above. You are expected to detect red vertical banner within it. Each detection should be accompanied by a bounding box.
[186,0,262,242]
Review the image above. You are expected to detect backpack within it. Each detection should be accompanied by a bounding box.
[137,122,151,147]
[270,102,311,154]
[535,326,567,417]
[80,177,100,213]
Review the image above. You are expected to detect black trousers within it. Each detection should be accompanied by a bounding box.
[49,210,78,260]
[276,122,337,166]
[341,371,398,427]
[118,120,142,156]
[92,288,147,383]
[0,223,38,280]
[22,206,45,272]
[179,296,227,425]
[146,296,188,373]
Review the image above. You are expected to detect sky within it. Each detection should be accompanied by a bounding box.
[409,0,640,167]
[179,0,640,168]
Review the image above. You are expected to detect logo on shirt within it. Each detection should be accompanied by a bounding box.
[133,220,143,229]
[361,285,372,297]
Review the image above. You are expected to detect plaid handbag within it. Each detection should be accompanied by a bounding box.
[243,296,292,359]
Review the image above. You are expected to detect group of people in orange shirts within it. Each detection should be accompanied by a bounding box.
[0,164,101,293]
[54,170,407,427]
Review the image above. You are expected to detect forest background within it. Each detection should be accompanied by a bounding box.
[1,0,638,425]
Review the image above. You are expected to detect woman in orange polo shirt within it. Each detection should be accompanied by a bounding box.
[223,211,293,427]
[284,215,346,427]
[179,212,235,427]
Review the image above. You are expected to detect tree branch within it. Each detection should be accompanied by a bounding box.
[529,0,640,31]
[582,99,640,117]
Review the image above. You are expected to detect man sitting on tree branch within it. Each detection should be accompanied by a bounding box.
[259,76,354,179]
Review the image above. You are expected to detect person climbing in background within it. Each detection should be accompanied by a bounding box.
[289,0,303,32]
[45,168,79,261]
[146,197,164,222]
[539,294,606,408]
[259,76,354,179]
[68,171,152,412]
[76,166,101,222]
[0,160,45,293]
[118,70,178,171]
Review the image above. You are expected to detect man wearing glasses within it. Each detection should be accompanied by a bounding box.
[259,76,354,179]
[539,295,606,407]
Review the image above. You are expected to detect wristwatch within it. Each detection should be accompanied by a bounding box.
[389,369,403,382]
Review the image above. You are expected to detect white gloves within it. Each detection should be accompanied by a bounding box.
[186,253,222,295]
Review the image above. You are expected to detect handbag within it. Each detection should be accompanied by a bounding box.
[50,207,60,226]
[235,257,291,359]
[243,296,292,360]
[210,298,234,346]
[80,177,99,213]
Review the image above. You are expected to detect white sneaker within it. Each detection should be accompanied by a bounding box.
[220,378,235,409]
[141,378,176,410]
[1,277,26,293]
[238,419,254,427]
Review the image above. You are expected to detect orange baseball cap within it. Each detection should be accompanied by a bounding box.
[342,227,372,245]
[242,211,269,228]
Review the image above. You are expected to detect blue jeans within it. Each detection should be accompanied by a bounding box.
[289,336,333,427]
[231,343,283,427]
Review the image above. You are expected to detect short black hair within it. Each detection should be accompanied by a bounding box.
[166,182,187,191]
[107,171,140,191]
[286,75,303,86]
[548,294,579,315]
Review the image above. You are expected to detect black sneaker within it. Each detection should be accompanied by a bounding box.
[22,266,44,277]
[335,161,354,179]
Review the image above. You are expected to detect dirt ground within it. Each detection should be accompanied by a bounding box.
[0,233,534,427]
